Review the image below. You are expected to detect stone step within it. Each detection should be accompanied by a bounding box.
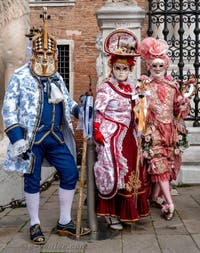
[182,146,200,163]
[175,127,200,184]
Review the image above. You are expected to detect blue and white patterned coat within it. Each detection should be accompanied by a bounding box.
[2,63,78,174]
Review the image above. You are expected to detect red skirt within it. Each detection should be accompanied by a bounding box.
[96,122,149,221]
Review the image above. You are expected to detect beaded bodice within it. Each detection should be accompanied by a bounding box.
[147,80,176,123]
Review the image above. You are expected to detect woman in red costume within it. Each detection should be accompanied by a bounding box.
[139,37,194,220]
[93,29,149,230]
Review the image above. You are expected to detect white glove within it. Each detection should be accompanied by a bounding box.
[11,139,29,158]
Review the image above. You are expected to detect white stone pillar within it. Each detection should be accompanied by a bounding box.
[95,1,146,88]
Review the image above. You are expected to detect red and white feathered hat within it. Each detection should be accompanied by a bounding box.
[104,29,140,57]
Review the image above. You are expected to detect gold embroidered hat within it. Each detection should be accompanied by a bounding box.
[31,7,58,77]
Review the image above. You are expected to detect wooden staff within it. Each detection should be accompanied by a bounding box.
[76,136,88,239]
[76,78,94,239]
[133,79,147,203]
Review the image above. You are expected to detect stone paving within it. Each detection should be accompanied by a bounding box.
[0,180,200,253]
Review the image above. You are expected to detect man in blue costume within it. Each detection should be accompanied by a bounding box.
[1,8,90,244]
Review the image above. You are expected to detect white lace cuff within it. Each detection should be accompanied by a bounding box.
[11,139,29,158]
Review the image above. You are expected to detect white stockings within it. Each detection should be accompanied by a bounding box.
[58,187,75,225]
[24,192,40,226]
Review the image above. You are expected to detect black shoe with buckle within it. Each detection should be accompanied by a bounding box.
[30,224,46,245]
[57,220,91,237]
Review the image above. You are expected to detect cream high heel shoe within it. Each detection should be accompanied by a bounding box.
[162,204,175,221]
[105,216,123,230]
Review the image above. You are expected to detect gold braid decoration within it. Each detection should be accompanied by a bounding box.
[125,171,141,192]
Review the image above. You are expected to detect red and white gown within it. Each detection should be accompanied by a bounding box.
[94,75,149,222]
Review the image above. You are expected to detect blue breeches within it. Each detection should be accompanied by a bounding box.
[24,134,78,193]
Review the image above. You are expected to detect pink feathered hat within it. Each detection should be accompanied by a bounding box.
[139,37,169,69]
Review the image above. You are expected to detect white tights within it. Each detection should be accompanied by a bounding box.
[25,187,75,226]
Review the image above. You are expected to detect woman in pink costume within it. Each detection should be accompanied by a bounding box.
[93,29,149,230]
[139,37,194,220]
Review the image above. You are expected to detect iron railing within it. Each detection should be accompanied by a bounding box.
[147,0,200,126]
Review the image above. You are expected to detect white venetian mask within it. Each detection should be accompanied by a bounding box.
[150,58,166,80]
[112,63,130,82]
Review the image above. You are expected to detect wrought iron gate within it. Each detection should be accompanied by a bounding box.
[147,0,200,126]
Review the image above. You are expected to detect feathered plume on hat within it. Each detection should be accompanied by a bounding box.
[139,37,169,69]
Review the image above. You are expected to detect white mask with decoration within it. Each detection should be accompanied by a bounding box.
[150,58,166,81]
[112,63,130,82]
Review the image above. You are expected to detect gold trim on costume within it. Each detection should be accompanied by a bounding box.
[5,123,21,134]
[125,171,141,192]
[29,153,35,174]
[120,218,139,222]
[117,190,146,198]
[34,131,50,144]
[29,79,42,147]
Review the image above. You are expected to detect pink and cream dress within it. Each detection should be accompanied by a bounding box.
[141,75,190,182]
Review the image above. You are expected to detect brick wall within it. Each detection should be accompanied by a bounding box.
[30,1,105,100]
